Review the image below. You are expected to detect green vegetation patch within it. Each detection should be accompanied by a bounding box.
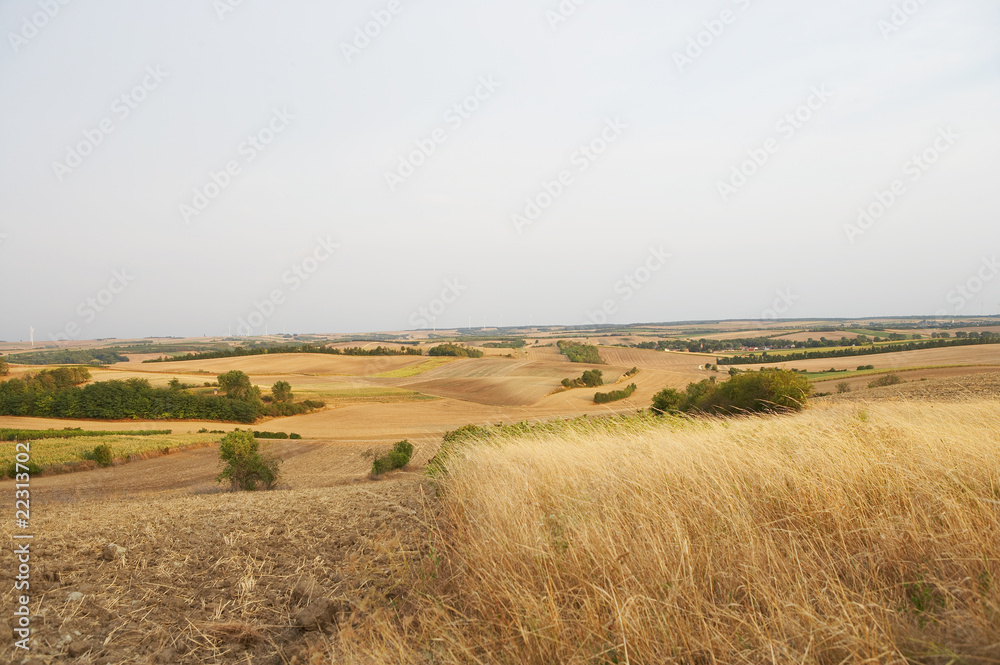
[557,340,604,364]
[594,383,637,404]
[4,348,128,366]
[372,440,414,476]
[0,428,171,441]
[652,369,811,415]
[428,343,484,358]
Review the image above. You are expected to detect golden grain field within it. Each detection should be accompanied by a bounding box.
[339,400,1000,664]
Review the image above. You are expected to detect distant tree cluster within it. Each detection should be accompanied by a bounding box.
[593,383,637,404]
[0,369,320,423]
[562,370,604,389]
[652,369,811,415]
[5,349,128,366]
[557,341,604,364]
[145,343,421,363]
[428,343,484,358]
[719,335,1000,366]
[483,339,527,349]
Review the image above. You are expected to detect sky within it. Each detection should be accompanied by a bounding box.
[1,0,998,342]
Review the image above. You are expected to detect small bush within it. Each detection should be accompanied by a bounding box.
[857,365,875,371]
[836,382,851,394]
[371,440,414,476]
[869,373,903,388]
[217,430,282,491]
[7,460,42,478]
[253,430,289,439]
[89,444,114,467]
[289,433,302,439]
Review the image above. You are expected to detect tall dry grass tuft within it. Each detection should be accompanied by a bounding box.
[343,401,1000,664]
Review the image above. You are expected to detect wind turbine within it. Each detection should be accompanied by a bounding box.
[29,326,34,347]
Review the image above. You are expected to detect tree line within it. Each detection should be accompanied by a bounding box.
[144,344,421,363]
[0,369,320,424]
[718,334,1000,366]
[3,349,128,366]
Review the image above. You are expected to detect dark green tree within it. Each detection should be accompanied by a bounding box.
[271,380,293,403]
[218,371,261,402]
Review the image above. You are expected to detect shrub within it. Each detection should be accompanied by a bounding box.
[836,382,851,394]
[654,369,811,416]
[7,460,42,478]
[651,388,685,414]
[217,430,281,491]
[0,358,8,376]
[857,365,875,371]
[88,444,114,467]
[594,383,637,404]
[289,433,302,440]
[869,373,903,388]
[371,440,414,476]
[252,430,289,439]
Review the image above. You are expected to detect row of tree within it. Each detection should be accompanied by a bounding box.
[0,369,320,424]
[428,343,484,358]
[145,343,421,363]
[718,334,1000,365]
[4,349,128,366]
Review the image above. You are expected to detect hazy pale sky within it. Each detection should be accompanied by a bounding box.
[1,0,998,341]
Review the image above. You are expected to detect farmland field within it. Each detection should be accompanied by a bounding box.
[3,322,1000,663]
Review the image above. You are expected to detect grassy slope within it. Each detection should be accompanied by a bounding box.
[341,400,1000,664]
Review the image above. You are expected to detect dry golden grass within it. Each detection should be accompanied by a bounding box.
[338,400,1000,664]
